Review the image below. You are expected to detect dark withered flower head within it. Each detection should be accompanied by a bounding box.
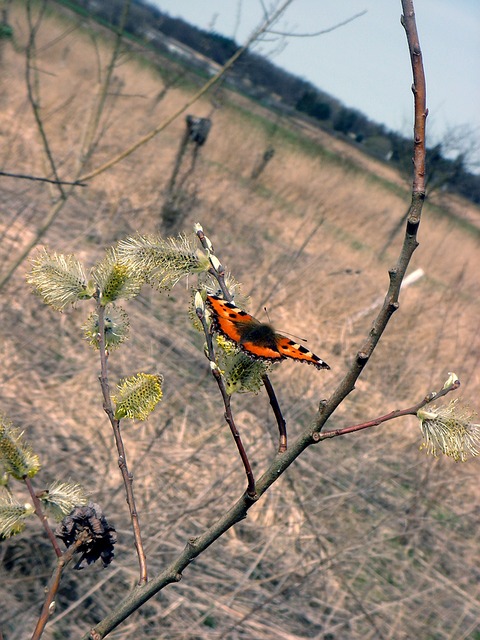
[55,502,117,569]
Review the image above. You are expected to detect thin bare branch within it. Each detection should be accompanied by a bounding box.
[319,379,460,440]
[78,0,294,182]
[196,301,256,496]
[310,0,428,434]
[0,170,86,186]
[96,301,148,585]
[401,0,428,194]
[267,10,367,37]
[24,476,62,558]
[31,533,89,640]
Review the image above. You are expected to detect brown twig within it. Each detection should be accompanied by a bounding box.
[24,475,62,558]
[30,532,89,640]
[82,3,432,637]
[196,303,256,497]
[262,374,287,453]
[319,379,460,440]
[401,1,428,194]
[311,0,428,435]
[0,171,87,186]
[196,226,288,454]
[96,301,148,585]
[78,0,294,182]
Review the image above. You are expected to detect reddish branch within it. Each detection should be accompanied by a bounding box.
[319,379,460,440]
[196,226,288,455]
[312,0,428,435]
[401,1,428,194]
[96,302,148,585]
[196,302,256,497]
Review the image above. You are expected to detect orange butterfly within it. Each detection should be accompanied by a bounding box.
[206,294,330,370]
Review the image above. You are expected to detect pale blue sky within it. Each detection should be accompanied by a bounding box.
[151,0,480,158]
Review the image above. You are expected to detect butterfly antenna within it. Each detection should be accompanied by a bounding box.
[263,307,307,342]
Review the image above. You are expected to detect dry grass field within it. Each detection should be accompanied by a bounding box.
[0,3,479,639]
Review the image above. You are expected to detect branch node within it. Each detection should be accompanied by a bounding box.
[318,399,328,414]
[388,267,398,281]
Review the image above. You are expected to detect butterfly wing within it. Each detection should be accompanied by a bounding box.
[275,335,330,370]
[206,294,330,369]
[206,295,284,360]
[206,294,257,342]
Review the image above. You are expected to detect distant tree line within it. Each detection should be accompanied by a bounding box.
[56,0,480,204]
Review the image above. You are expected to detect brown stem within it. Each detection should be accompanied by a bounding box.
[83,4,430,637]
[223,391,256,497]
[196,305,256,497]
[96,302,148,585]
[197,228,287,455]
[262,374,287,453]
[311,0,428,436]
[0,171,86,186]
[31,534,88,640]
[319,379,460,440]
[401,0,428,195]
[24,476,62,557]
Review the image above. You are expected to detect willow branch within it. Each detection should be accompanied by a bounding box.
[401,0,428,194]
[82,3,429,637]
[319,379,460,440]
[196,304,256,496]
[262,374,287,453]
[78,0,294,182]
[30,533,88,640]
[311,0,428,434]
[0,171,86,186]
[196,225,286,457]
[24,476,62,558]
[96,302,148,585]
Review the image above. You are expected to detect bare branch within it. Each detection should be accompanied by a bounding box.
[401,0,428,194]
[24,476,62,558]
[78,0,295,182]
[0,170,86,186]
[31,533,89,640]
[96,301,148,585]
[319,378,460,440]
[267,10,367,37]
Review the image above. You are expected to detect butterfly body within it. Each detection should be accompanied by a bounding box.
[206,294,330,370]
